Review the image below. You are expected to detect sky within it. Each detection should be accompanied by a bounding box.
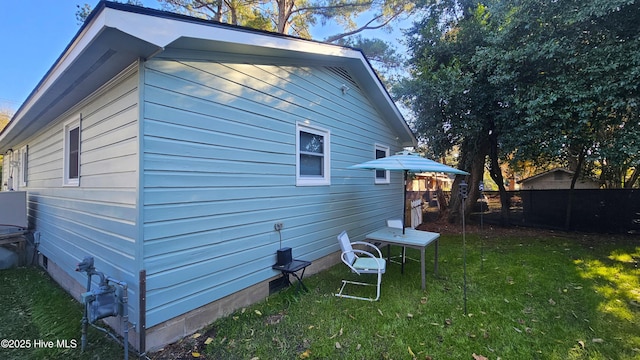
[0,1,411,115]
[0,1,157,112]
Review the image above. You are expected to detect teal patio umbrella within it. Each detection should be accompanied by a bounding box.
[349,151,469,233]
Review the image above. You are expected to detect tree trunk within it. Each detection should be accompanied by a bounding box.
[229,6,238,25]
[213,0,223,22]
[624,165,639,188]
[565,147,586,230]
[487,126,510,226]
[277,0,295,33]
[448,139,489,224]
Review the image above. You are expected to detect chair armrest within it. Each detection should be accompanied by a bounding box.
[341,251,358,273]
[350,241,384,258]
[341,249,384,275]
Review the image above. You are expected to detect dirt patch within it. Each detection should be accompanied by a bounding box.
[148,327,217,360]
[418,212,639,246]
[416,210,547,237]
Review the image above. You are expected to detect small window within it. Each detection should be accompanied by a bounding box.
[63,118,81,186]
[296,123,330,186]
[375,144,390,184]
[20,145,28,187]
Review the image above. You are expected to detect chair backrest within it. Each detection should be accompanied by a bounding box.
[337,230,356,265]
[386,219,403,229]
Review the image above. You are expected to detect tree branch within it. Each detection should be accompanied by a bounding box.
[291,1,373,16]
[323,10,402,42]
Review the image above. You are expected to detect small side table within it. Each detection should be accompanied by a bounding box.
[272,259,312,293]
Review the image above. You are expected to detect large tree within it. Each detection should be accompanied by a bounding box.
[77,0,414,40]
[476,0,640,190]
[155,0,415,42]
[397,0,640,224]
[476,0,640,227]
[396,0,511,223]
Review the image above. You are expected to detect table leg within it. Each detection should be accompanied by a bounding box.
[420,247,426,290]
[291,268,309,292]
[19,236,26,266]
[434,239,439,276]
[281,273,292,287]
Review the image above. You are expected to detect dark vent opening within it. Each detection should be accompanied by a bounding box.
[325,66,360,90]
[269,277,289,294]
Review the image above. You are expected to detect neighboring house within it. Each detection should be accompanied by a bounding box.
[409,173,454,192]
[0,1,415,352]
[518,168,601,190]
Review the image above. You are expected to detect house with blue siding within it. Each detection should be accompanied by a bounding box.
[0,1,415,352]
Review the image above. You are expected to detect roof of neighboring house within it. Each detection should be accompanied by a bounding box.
[0,1,416,151]
[517,168,573,184]
[517,168,600,184]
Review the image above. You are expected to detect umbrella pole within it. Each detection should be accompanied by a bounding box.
[403,170,407,235]
[459,181,469,316]
[399,170,408,274]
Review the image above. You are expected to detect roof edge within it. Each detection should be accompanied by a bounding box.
[1,1,416,150]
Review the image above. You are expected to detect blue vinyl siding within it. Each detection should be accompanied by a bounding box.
[141,55,404,327]
[23,66,140,319]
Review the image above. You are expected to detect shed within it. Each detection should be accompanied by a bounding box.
[0,1,415,352]
[518,168,601,190]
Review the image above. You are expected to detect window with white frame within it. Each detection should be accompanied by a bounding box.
[375,144,390,184]
[63,118,81,186]
[296,123,330,186]
[20,145,28,187]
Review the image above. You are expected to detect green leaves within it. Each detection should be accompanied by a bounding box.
[399,0,640,188]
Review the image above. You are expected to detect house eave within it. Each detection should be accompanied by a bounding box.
[0,1,416,151]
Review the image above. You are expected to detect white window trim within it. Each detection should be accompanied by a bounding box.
[296,122,331,186]
[20,145,28,187]
[7,150,18,191]
[63,117,81,187]
[374,144,390,184]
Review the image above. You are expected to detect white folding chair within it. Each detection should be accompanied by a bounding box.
[335,231,386,301]
[386,219,418,272]
[386,219,403,229]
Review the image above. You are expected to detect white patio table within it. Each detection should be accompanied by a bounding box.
[366,227,440,290]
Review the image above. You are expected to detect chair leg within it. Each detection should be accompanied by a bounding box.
[402,247,420,264]
[389,246,419,269]
[335,274,382,302]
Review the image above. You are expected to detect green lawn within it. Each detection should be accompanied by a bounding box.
[1,230,638,360]
[195,231,640,360]
[0,266,125,360]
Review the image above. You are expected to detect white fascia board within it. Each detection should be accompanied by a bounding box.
[103,7,357,60]
[45,14,108,95]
